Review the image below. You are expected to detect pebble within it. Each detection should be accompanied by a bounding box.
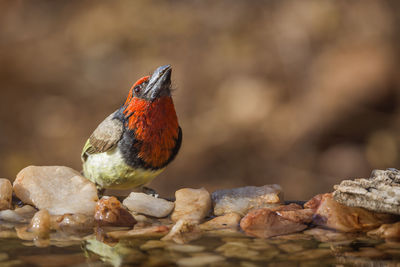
[0,179,12,210]
[212,185,283,216]
[0,205,37,223]
[95,196,136,227]
[308,193,393,232]
[171,188,211,223]
[29,209,51,239]
[161,219,202,244]
[240,205,308,239]
[107,225,171,239]
[176,254,225,266]
[200,213,241,231]
[13,166,98,215]
[51,213,94,233]
[123,192,174,218]
[167,244,205,253]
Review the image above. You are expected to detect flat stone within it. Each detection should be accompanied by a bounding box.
[177,254,225,266]
[95,196,136,227]
[0,205,37,223]
[123,192,174,218]
[240,204,309,239]
[139,240,166,250]
[13,166,98,215]
[0,179,12,210]
[167,244,205,253]
[308,193,395,232]
[200,213,241,231]
[107,225,171,239]
[171,188,211,223]
[333,169,400,215]
[161,219,202,244]
[212,185,283,216]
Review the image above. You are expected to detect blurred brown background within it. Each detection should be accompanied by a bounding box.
[1,0,399,200]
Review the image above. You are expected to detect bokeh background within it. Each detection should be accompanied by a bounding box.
[1,0,399,200]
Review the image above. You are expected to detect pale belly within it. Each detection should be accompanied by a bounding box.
[82,148,164,189]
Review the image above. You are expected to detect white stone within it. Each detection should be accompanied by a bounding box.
[123,192,174,218]
[13,166,98,215]
[0,179,12,210]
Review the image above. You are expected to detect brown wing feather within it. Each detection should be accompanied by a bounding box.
[87,111,124,154]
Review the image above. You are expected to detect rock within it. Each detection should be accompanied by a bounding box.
[240,204,310,239]
[171,188,211,223]
[107,225,171,239]
[139,240,166,250]
[176,254,225,267]
[51,213,94,233]
[161,219,202,244]
[333,169,400,215]
[0,179,12,210]
[0,205,37,223]
[13,166,98,215]
[308,193,395,232]
[303,227,357,243]
[28,209,51,239]
[212,185,283,216]
[368,222,400,240]
[123,192,174,218]
[200,213,241,231]
[95,196,136,227]
[167,244,205,253]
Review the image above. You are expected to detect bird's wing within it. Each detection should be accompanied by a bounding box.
[81,110,124,161]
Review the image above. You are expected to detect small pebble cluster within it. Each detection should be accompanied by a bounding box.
[0,166,400,266]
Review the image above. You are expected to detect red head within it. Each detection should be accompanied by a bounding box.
[123,65,180,168]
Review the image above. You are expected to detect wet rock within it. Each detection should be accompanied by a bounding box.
[212,185,282,216]
[0,205,36,223]
[240,204,310,238]
[28,209,51,239]
[200,213,241,231]
[95,196,136,227]
[51,213,94,233]
[303,227,357,243]
[167,244,205,253]
[140,240,166,250]
[368,222,400,240]
[0,179,12,210]
[108,225,171,239]
[177,254,225,266]
[161,219,202,244]
[308,193,394,232]
[343,247,388,259]
[286,248,332,261]
[171,188,211,223]
[333,169,400,215]
[13,166,98,215]
[123,192,174,218]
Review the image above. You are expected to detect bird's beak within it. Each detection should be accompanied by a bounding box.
[144,65,172,101]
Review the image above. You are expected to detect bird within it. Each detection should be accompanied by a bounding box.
[81,65,182,190]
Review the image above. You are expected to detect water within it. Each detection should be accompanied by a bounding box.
[1,227,400,267]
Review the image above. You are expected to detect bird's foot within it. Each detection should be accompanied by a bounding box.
[141,186,159,198]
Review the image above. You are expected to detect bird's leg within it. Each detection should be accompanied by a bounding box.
[141,186,158,198]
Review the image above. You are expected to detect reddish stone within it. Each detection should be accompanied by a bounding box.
[94,196,136,227]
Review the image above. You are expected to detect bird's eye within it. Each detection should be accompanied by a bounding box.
[134,86,141,94]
